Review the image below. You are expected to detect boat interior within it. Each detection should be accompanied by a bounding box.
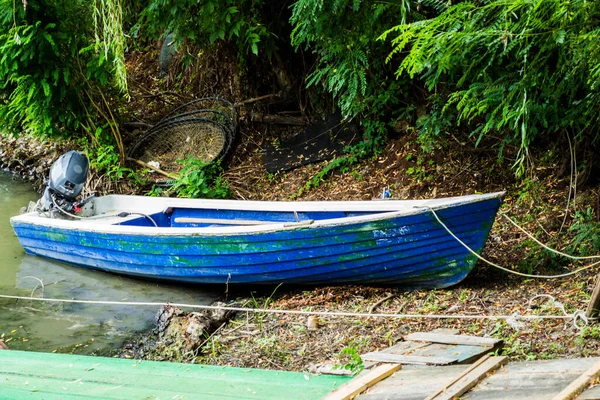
[116,208,388,228]
[58,192,504,228]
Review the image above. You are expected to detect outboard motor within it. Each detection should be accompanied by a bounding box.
[40,151,90,213]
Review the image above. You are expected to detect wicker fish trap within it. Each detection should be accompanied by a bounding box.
[128,97,238,174]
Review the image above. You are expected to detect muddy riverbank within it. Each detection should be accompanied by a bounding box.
[3,130,600,371]
[120,131,600,371]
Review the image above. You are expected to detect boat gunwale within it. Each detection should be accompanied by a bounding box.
[10,192,505,237]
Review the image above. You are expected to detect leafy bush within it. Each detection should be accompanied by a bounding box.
[567,207,600,257]
[290,0,411,117]
[381,0,600,175]
[134,0,279,57]
[0,0,125,157]
[169,158,230,199]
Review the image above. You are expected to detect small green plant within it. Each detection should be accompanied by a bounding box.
[169,158,230,199]
[90,142,135,181]
[247,284,281,330]
[567,207,600,257]
[350,169,364,181]
[406,166,428,181]
[335,346,364,375]
[575,325,600,347]
[420,291,440,312]
[146,185,164,197]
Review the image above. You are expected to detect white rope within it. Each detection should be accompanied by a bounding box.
[501,213,600,260]
[0,293,575,321]
[424,206,600,279]
[527,294,591,330]
[528,294,568,317]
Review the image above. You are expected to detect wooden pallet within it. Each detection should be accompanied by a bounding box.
[322,329,503,399]
[360,329,503,366]
[353,357,600,400]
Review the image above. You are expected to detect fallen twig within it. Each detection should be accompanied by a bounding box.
[126,157,179,180]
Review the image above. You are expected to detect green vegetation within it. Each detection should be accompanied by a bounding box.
[0,0,126,150]
[381,0,600,175]
[335,346,365,375]
[568,207,600,257]
[134,0,280,58]
[168,158,230,199]
[3,0,600,194]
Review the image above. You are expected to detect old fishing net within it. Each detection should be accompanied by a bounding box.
[128,97,238,173]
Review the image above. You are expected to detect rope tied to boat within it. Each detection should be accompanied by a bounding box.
[422,205,600,280]
[422,205,600,328]
[0,293,585,325]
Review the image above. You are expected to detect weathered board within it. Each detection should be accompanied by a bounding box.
[426,356,508,400]
[324,364,402,400]
[361,329,499,366]
[0,350,350,400]
[358,364,467,400]
[404,332,502,347]
[356,357,600,400]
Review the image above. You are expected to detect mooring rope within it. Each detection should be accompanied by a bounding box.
[501,213,600,261]
[423,206,600,279]
[528,294,591,329]
[0,293,578,322]
[421,206,600,329]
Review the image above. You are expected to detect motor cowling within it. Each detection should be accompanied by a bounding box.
[40,151,89,213]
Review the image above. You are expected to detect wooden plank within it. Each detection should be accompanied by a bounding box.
[430,328,460,335]
[578,384,600,400]
[324,363,402,400]
[586,272,600,318]
[403,342,494,364]
[377,340,430,355]
[357,365,466,400]
[460,358,599,400]
[551,359,600,400]
[424,355,492,400]
[359,357,600,400]
[404,332,502,347]
[426,356,508,400]
[361,352,458,365]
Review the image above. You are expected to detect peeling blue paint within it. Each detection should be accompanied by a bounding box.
[11,197,502,288]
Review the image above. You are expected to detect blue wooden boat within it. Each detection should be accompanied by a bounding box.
[10,192,503,288]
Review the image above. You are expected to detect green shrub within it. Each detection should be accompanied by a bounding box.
[567,207,600,257]
[134,0,279,57]
[0,0,125,157]
[381,0,600,175]
[169,158,230,199]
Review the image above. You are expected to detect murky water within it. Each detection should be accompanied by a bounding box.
[0,172,220,354]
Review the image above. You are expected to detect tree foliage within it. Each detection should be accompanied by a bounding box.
[134,0,280,57]
[381,0,600,174]
[290,0,411,117]
[6,0,600,180]
[0,0,126,161]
